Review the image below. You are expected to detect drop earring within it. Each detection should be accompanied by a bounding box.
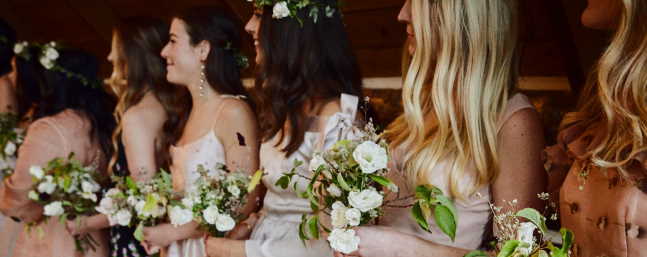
[199,64,206,97]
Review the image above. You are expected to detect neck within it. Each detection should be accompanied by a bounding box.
[186,81,219,107]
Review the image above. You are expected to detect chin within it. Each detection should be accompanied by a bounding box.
[581,7,618,30]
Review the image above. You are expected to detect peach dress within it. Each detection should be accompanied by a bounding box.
[0,109,110,257]
[381,93,535,250]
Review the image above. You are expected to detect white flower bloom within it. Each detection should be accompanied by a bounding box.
[181,196,196,209]
[331,201,349,228]
[345,208,361,226]
[106,188,122,198]
[95,197,116,215]
[327,184,342,197]
[203,205,220,225]
[327,228,360,254]
[81,180,100,193]
[113,209,132,226]
[272,1,290,19]
[45,47,59,61]
[309,153,328,172]
[28,190,39,201]
[4,142,16,156]
[13,42,26,54]
[169,206,193,227]
[348,188,383,212]
[39,56,54,70]
[81,192,98,202]
[37,176,56,194]
[127,196,138,207]
[227,185,241,198]
[215,213,236,232]
[134,200,146,215]
[43,201,64,216]
[352,141,388,174]
[29,166,44,180]
[516,222,536,256]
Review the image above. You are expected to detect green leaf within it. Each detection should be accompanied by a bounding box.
[134,223,144,241]
[434,205,457,241]
[537,250,549,257]
[125,176,137,191]
[411,202,430,232]
[275,175,291,189]
[368,175,397,191]
[464,251,488,257]
[516,208,547,233]
[549,228,574,257]
[248,170,264,192]
[336,173,352,191]
[143,193,158,213]
[308,216,320,239]
[435,195,458,225]
[298,215,309,242]
[496,240,520,257]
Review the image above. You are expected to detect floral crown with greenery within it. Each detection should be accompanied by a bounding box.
[247,0,341,24]
[13,41,102,88]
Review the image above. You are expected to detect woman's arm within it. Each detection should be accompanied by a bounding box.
[65,213,111,236]
[122,106,164,182]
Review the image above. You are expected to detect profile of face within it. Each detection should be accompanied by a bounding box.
[245,8,263,65]
[581,0,623,30]
[161,18,209,87]
[106,32,125,93]
[398,0,416,56]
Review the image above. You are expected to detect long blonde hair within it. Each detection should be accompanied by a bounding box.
[385,0,519,199]
[561,0,647,180]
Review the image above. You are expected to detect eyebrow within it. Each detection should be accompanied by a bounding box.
[169,33,178,38]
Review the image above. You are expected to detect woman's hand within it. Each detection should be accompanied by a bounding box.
[65,216,90,236]
[227,212,260,240]
[141,223,176,254]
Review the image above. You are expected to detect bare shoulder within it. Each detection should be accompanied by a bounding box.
[318,98,342,117]
[122,97,166,133]
[220,98,255,122]
[499,108,543,139]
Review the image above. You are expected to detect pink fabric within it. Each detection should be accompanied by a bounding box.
[0,109,109,257]
[548,121,647,257]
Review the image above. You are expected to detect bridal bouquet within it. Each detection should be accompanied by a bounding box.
[27,153,104,252]
[95,171,174,241]
[0,113,24,178]
[168,164,263,237]
[465,195,574,257]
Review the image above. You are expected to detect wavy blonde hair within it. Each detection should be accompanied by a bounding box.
[385,0,519,199]
[561,0,647,180]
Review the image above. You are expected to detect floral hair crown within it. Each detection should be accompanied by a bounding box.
[248,0,340,24]
[13,41,102,88]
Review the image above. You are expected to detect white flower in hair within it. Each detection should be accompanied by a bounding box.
[4,141,16,156]
[272,1,290,19]
[13,42,27,55]
[40,56,54,70]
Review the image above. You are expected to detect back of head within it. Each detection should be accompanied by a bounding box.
[564,0,647,179]
[386,0,519,199]
[255,0,363,155]
[0,19,16,76]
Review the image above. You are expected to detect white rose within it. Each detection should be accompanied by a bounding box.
[127,196,138,207]
[272,1,290,19]
[309,153,328,172]
[352,141,388,174]
[29,166,44,180]
[112,209,132,226]
[330,201,349,228]
[169,206,193,227]
[81,180,100,193]
[215,213,236,232]
[516,222,536,255]
[202,205,220,225]
[45,47,59,61]
[348,188,383,212]
[4,142,16,156]
[81,192,98,202]
[43,201,64,216]
[39,56,54,70]
[95,197,116,215]
[327,228,360,254]
[181,196,196,209]
[327,184,342,197]
[345,208,361,226]
[13,42,25,54]
[37,176,56,194]
[227,185,241,198]
[28,190,39,201]
[134,200,146,215]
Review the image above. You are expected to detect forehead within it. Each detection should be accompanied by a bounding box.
[170,18,188,37]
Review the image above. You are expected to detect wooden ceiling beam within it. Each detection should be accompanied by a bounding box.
[65,0,118,42]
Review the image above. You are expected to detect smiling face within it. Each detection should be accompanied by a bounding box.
[160,18,207,87]
[245,8,263,65]
[398,0,415,56]
[581,0,622,29]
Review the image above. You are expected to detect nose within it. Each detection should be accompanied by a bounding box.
[245,16,258,38]
[398,0,412,24]
[161,43,169,59]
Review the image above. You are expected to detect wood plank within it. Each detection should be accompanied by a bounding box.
[344,8,406,49]
[66,0,118,42]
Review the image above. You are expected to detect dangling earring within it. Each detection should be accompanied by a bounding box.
[199,64,206,97]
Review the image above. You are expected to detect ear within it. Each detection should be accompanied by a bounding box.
[197,40,211,62]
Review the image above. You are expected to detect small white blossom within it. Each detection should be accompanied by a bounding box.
[169,205,193,227]
[272,1,290,19]
[309,153,328,172]
[45,46,59,61]
[327,184,342,197]
[37,176,56,194]
[112,209,132,226]
[43,201,64,216]
[96,197,116,215]
[537,192,550,201]
[331,201,349,228]
[106,188,122,198]
[81,192,98,202]
[39,56,54,70]
[215,213,236,232]
[4,142,16,156]
[203,205,220,225]
[13,42,26,54]
[28,190,39,201]
[345,208,361,226]
[327,228,360,254]
[81,180,101,193]
[227,185,241,198]
[516,222,536,256]
[348,187,383,212]
[352,141,388,174]
[29,166,44,180]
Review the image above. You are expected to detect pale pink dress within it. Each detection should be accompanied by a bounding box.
[381,93,535,250]
[546,121,647,257]
[0,109,110,257]
[245,94,360,257]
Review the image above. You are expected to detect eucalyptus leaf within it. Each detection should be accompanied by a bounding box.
[496,240,520,257]
[337,173,352,191]
[411,202,430,232]
[464,251,488,257]
[308,216,320,239]
[516,208,548,233]
[434,205,456,241]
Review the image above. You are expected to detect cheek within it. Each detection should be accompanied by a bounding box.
[581,0,622,29]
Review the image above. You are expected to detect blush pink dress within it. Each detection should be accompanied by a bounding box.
[381,93,535,250]
[0,109,110,257]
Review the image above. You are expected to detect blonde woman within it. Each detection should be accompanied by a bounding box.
[545,0,647,256]
[336,1,546,256]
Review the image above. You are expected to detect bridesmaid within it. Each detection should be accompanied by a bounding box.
[0,48,115,257]
[141,6,260,257]
[336,0,546,256]
[545,0,647,256]
[203,0,364,256]
[64,17,188,257]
